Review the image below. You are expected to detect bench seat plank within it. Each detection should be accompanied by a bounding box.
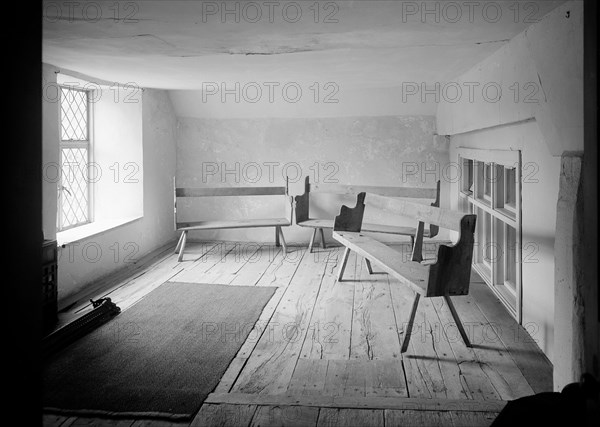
[333,231,429,295]
[177,218,291,231]
[297,219,433,237]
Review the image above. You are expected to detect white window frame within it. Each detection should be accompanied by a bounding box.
[57,85,95,232]
[457,147,523,323]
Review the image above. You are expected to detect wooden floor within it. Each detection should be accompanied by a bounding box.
[44,241,553,427]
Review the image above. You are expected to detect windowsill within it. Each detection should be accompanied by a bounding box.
[57,216,142,246]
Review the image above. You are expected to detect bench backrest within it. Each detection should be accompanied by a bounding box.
[173,177,291,229]
[175,187,287,197]
[295,176,440,236]
[334,192,477,297]
[365,193,464,232]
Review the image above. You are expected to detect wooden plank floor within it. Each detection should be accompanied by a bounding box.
[45,242,552,427]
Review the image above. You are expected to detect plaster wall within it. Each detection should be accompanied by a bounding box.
[176,115,449,245]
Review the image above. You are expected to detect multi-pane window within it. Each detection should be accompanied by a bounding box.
[457,148,522,322]
[58,87,91,231]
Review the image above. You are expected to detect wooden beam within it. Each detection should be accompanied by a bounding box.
[204,393,507,413]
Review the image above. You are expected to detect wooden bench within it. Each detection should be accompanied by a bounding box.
[294,176,440,252]
[332,192,477,352]
[173,178,293,261]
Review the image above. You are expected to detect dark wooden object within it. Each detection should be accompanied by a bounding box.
[42,239,58,334]
[42,297,121,358]
[332,192,477,352]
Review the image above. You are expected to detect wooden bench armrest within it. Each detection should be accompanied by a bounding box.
[294,176,311,224]
[333,192,366,232]
[425,215,476,296]
[428,180,441,238]
[286,194,294,225]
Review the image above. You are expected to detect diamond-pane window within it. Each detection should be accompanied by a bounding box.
[60,88,88,140]
[58,86,91,231]
[60,148,90,228]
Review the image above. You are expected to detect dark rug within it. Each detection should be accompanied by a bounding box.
[43,282,276,420]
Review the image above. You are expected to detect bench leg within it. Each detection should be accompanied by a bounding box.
[308,228,317,253]
[319,228,326,249]
[174,231,185,254]
[444,295,472,348]
[277,226,288,255]
[337,247,351,281]
[275,226,280,247]
[177,231,188,262]
[365,258,374,274]
[401,293,421,353]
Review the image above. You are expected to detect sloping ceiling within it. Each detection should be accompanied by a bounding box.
[43,1,566,90]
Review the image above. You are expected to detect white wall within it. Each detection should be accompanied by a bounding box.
[436,1,584,362]
[437,1,583,156]
[42,64,178,304]
[93,87,144,220]
[170,85,437,119]
[176,115,448,244]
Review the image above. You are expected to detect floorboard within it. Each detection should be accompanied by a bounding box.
[228,245,282,286]
[407,305,459,399]
[431,295,503,401]
[389,282,432,399]
[469,282,553,393]
[250,405,319,427]
[351,254,402,360]
[317,408,384,427]
[439,295,535,400]
[190,403,256,427]
[299,248,351,360]
[231,248,333,394]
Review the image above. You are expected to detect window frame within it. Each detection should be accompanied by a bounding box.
[457,147,523,323]
[57,85,95,232]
